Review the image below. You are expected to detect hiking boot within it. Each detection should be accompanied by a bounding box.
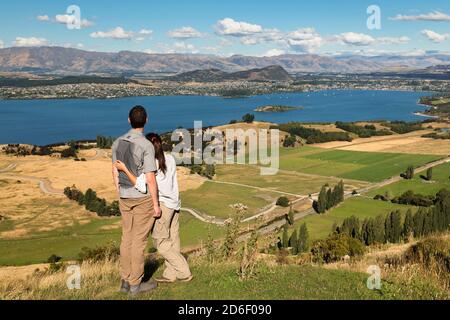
[154,276,177,284]
[119,280,130,294]
[129,279,158,296]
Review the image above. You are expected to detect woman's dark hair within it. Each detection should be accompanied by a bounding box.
[146,133,167,174]
[129,106,147,129]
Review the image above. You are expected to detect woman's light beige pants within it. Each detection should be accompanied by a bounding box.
[152,205,192,281]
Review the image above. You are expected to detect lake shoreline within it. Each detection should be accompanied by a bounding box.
[0,90,433,146]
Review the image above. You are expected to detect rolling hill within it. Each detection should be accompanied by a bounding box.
[169,65,293,82]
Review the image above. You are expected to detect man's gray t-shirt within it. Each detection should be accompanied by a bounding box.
[112,129,157,199]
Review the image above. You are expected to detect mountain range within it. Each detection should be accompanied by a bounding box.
[0,46,449,76]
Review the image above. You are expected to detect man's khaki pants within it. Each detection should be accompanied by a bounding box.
[152,205,192,281]
[119,197,155,287]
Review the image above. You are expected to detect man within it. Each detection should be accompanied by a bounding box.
[112,106,162,296]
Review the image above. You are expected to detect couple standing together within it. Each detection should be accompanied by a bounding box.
[112,106,192,296]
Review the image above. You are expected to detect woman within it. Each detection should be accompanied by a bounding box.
[114,133,193,283]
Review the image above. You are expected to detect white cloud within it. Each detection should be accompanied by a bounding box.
[90,27,134,40]
[202,46,220,53]
[139,29,153,35]
[286,28,323,52]
[13,37,49,47]
[63,43,85,49]
[335,32,375,46]
[90,27,152,41]
[37,15,50,22]
[390,11,450,22]
[55,14,94,28]
[0,40,3,49]
[263,49,286,57]
[240,37,259,45]
[377,36,410,45]
[155,42,199,54]
[168,27,203,39]
[421,29,449,43]
[240,28,284,46]
[215,18,263,37]
[174,42,198,53]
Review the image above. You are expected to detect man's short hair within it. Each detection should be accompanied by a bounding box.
[129,106,148,129]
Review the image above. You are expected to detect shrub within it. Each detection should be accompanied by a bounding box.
[311,233,365,264]
[47,254,62,264]
[404,237,450,284]
[61,146,77,158]
[276,197,290,208]
[78,243,120,263]
[242,113,255,124]
[283,135,297,148]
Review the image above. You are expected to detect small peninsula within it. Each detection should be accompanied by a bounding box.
[254,105,304,113]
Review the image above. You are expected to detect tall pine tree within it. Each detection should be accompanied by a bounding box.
[290,230,298,255]
[297,223,309,254]
[403,209,414,241]
[317,186,328,214]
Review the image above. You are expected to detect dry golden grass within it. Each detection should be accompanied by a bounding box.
[0,259,120,300]
[77,149,98,158]
[323,234,450,294]
[0,153,206,203]
[315,130,450,155]
[301,123,347,133]
[0,180,95,238]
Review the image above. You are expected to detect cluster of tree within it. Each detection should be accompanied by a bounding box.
[422,132,450,140]
[336,189,449,246]
[375,189,444,208]
[280,223,309,255]
[96,136,115,149]
[381,121,423,134]
[3,144,62,157]
[402,165,415,180]
[276,123,352,144]
[391,190,435,207]
[314,181,345,214]
[189,164,216,180]
[335,122,392,138]
[63,186,120,217]
[2,144,33,157]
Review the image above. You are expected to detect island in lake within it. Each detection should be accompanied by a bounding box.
[254,105,304,113]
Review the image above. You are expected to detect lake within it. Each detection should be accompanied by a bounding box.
[0,90,431,145]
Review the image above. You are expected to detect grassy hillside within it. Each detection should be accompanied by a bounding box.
[0,214,223,266]
[296,198,416,241]
[367,162,450,197]
[1,258,447,300]
[279,147,441,182]
[292,162,450,241]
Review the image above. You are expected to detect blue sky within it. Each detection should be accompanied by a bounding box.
[0,0,449,56]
